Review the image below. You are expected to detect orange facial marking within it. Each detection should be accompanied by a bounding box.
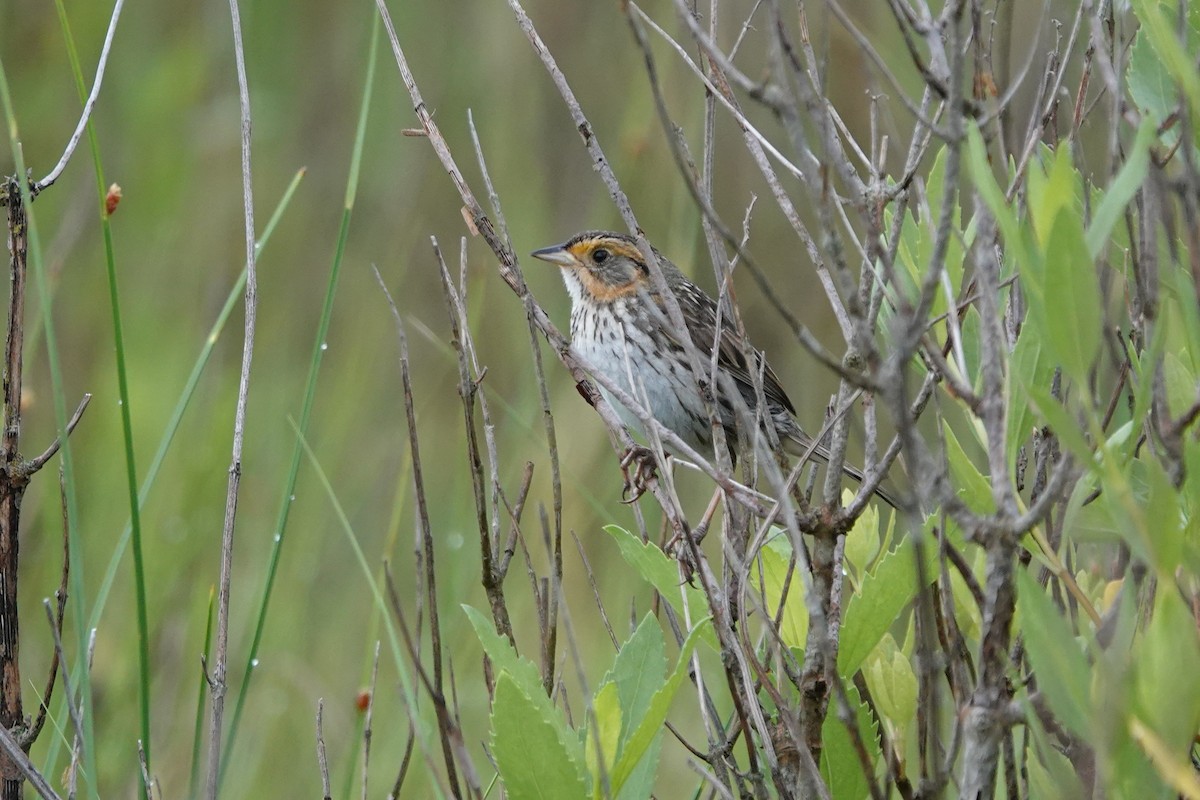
[565,238,646,303]
[575,268,641,302]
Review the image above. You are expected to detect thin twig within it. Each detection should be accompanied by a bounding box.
[207,0,258,792]
[361,641,380,800]
[315,700,331,800]
[34,0,126,192]
[0,725,62,800]
[42,600,85,759]
[23,466,72,747]
[25,393,91,475]
[138,740,156,800]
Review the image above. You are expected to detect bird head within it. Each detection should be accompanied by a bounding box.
[531,231,651,303]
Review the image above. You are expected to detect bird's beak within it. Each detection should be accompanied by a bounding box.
[530,243,577,267]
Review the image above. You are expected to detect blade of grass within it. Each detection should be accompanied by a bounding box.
[189,587,216,800]
[48,0,149,783]
[0,57,97,800]
[221,13,380,776]
[35,166,305,779]
[290,417,447,799]
[87,166,306,634]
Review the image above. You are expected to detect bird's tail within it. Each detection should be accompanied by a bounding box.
[783,429,898,508]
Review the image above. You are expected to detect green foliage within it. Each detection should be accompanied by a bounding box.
[604,525,717,647]
[819,682,880,800]
[760,537,810,648]
[1127,0,1200,141]
[492,673,590,800]
[863,632,917,776]
[468,606,708,799]
[839,533,934,677]
[944,420,998,513]
[5,0,1200,796]
[1018,570,1094,738]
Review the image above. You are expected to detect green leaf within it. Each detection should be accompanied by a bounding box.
[760,537,810,649]
[843,492,881,580]
[1040,210,1102,386]
[608,618,710,796]
[820,681,880,800]
[947,566,982,644]
[586,681,622,797]
[1023,383,1095,466]
[966,126,1029,271]
[492,673,589,800]
[1140,458,1185,574]
[943,421,996,514]
[615,735,661,800]
[1026,710,1087,800]
[464,605,546,705]
[464,605,584,766]
[865,633,917,730]
[1087,119,1156,259]
[1136,590,1200,755]
[1027,144,1080,247]
[1128,6,1183,135]
[604,526,716,648]
[1006,327,1054,471]
[1017,570,1093,737]
[606,613,667,747]
[1162,352,1196,420]
[840,537,933,676]
[1128,0,1200,138]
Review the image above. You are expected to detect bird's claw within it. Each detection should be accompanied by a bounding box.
[620,446,658,503]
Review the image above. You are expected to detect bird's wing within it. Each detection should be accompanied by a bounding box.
[650,278,798,416]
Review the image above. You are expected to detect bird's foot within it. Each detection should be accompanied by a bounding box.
[664,526,699,584]
[620,445,658,503]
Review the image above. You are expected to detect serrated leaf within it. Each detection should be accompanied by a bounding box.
[465,605,583,766]
[492,673,589,800]
[608,618,710,796]
[464,605,546,705]
[820,681,880,800]
[1018,570,1093,737]
[1128,0,1200,138]
[604,525,716,648]
[840,538,933,676]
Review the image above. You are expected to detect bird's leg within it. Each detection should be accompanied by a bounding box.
[667,487,722,554]
[619,445,659,503]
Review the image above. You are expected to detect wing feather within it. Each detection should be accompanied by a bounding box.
[648,276,797,416]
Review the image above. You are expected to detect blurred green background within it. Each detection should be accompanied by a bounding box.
[1,0,1057,795]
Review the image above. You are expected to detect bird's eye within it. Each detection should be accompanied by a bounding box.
[592,247,610,265]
